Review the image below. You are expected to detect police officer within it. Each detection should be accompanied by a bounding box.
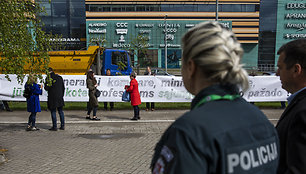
[151,21,279,174]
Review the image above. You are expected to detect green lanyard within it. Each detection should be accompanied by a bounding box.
[193,94,240,109]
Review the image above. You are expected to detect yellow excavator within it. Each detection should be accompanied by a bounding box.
[1,46,133,75]
[48,46,100,75]
[48,46,132,75]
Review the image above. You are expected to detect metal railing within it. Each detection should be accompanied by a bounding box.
[257,64,276,72]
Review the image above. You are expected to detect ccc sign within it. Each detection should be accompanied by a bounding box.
[116,23,128,28]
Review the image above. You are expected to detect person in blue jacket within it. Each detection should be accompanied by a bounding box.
[151,21,280,174]
[25,74,43,131]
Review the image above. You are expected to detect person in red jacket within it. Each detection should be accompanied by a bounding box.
[125,72,141,120]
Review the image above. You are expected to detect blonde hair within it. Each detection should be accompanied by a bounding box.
[181,21,249,92]
[26,74,37,84]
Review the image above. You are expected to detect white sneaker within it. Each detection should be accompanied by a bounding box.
[31,127,39,131]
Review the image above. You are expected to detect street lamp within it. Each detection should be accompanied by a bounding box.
[164,14,168,72]
[216,0,219,21]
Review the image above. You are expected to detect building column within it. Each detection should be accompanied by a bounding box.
[158,49,162,68]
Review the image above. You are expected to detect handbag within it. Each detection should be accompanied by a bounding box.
[23,85,31,99]
[95,89,101,98]
[122,91,130,102]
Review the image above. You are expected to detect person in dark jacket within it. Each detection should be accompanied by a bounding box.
[104,69,114,111]
[144,66,155,111]
[86,71,100,120]
[25,74,43,131]
[151,21,279,174]
[275,39,306,174]
[125,72,141,120]
[44,68,65,131]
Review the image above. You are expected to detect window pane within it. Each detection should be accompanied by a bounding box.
[103,7,111,12]
[112,51,128,70]
[90,5,98,12]
[198,4,215,12]
[126,6,134,11]
[112,6,121,12]
[136,6,145,11]
[246,5,255,12]
[53,3,67,17]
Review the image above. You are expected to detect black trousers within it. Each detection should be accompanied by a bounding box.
[133,105,139,118]
[146,102,155,109]
[1,101,11,111]
[104,102,114,109]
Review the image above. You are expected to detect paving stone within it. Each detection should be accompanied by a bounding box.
[0,109,282,173]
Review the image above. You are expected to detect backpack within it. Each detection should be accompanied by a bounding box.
[23,85,31,99]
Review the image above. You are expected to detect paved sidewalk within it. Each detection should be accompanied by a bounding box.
[0,109,185,123]
[0,109,283,174]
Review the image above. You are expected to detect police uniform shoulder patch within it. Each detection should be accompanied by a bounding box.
[161,145,174,162]
[153,145,175,174]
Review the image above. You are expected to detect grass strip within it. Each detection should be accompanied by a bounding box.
[5,101,286,110]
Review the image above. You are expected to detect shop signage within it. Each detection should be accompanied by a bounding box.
[116,29,128,35]
[88,23,107,27]
[86,20,232,49]
[88,28,106,34]
[285,22,306,31]
[286,3,306,9]
[185,22,231,29]
[50,38,81,42]
[135,24,154,28]
[285,13,306,19]
[276,0,306,56]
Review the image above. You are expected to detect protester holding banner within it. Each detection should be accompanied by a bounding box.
[275,39,306,174]
[144,66,155,111]
[25,74,43,131]
[104,69,114,111]
[86,71,100,121]
[151,21,279,174]
[125,72,141,120]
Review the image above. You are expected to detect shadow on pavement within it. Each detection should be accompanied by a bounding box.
[0,123,51,132]
[104,115,131,120]
[78,133,144,140]
[65,114,85,119]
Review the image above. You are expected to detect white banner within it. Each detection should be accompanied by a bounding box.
[245,76,289,102]
[0,75,289,102]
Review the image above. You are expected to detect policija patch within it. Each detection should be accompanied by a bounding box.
[226,137,278,173]
[153,145,174,174]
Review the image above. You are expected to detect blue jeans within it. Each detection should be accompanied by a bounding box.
[28,112,37,127]
[87,106,98,116]
[133,105,139,118]
[50,107,65,128]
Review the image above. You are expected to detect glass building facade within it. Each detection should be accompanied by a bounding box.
[39,0,301,71]
[39,0,86,50]
[85,0,260,69]
[86,4,259,12]
[258,0,277,72]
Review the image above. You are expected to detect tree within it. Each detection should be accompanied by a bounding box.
[0,0,56,84]
[128,34,150,73]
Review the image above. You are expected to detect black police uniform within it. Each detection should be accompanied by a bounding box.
[151,84,279,174]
